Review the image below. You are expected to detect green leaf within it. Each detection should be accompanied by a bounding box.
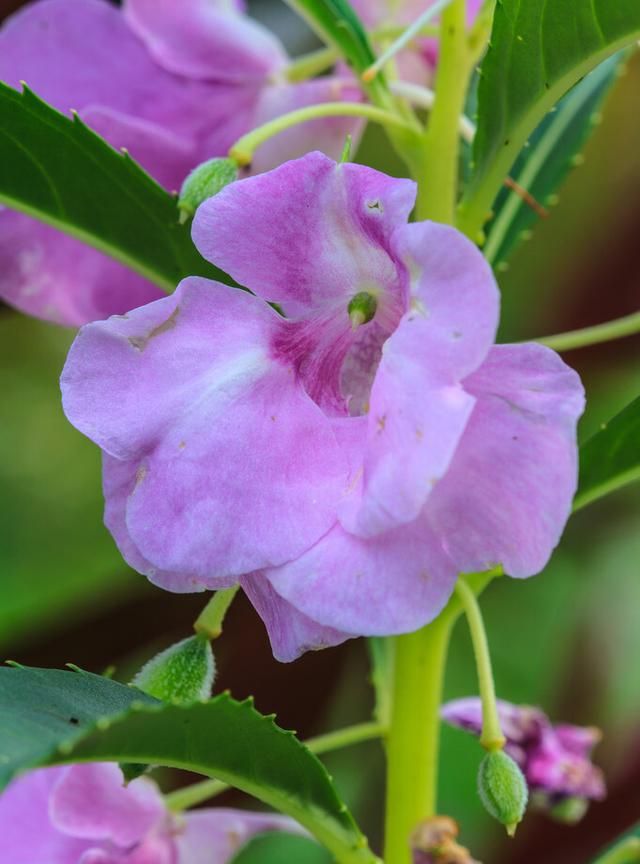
[458,1,640,241]
[591,827,640,864]
[484,53,624,268]
[574,395,640,511]
[284,0,387,102]
[0,665,378,864]
[0,83,231,293]
[231,833,332,864]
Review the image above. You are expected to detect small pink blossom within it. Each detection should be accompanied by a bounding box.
[0,762,298,864]
[61,152,585,661]
[442,697,606,807]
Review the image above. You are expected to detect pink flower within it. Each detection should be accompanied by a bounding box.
[0,762,298,864]
[61,152,584,661]
[0,0,359,325]
[442,698,606,807]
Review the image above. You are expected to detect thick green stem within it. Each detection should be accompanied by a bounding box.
[193,587,239,640]
[455,577,505,751]
[417,0,469,222]
[383,613,455,864]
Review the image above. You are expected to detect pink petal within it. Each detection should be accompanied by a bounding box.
[123,0,286,82]
[103,455,234,593]
[50,764,164,848]
[248,78,365,175]
[193,152,416,318]
[242,574,352,662]
[177,809,303,864]
[266,515,458,635]
[62,278,349,583]
[0,212,163,325]
[427,343,585,577]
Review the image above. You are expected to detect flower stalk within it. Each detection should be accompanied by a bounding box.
[193,586,239,640]
[455,576,505,751]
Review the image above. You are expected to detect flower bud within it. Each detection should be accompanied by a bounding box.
[132,634,215,705]
[477,750,528,836]
[178,157,238,223]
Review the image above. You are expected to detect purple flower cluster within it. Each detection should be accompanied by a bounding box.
[61,152,585,661]
[0,0,359,325]
[0,762,297,864]
[442,698,606,810]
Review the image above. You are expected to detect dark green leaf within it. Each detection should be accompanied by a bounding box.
[231,832,332,864]
[458,1,640,241]
[0,83,230,293]
[575,395,640,510]
[484,53,624,268]
[0,666,377,864]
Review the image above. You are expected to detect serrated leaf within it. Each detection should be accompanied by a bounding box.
[458,1,640,240]
[0,666,378,864]
[484,53,623,268]
[0,83,231,293]
[574,395,640,511]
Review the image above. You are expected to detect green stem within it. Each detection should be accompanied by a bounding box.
[285,46,339,82]
[193,587,239,640]
[165,721,385,812]
[383,612,455,864]
[595,838,640,864]
[229,103,417,166]
[534,310,640,352]
[454,577,505,751]
[417,0,470,222]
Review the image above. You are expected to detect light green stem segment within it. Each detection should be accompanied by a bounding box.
[285,46,339,82]
[455,577,505,751]
[595,838,640,864]
[417,0,470,222]
[535,310,640,352]
[165,721,385,812]
[193,586,239,640]
[383,611,456,864]
[229,103,416,166]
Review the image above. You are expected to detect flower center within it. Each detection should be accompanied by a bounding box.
[348,291,378,329]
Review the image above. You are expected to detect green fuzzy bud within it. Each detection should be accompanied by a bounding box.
[178,157,238,223]
[478,750,528,836]
[132,634,215,705]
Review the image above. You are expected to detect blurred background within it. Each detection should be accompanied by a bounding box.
[0,0,639,861]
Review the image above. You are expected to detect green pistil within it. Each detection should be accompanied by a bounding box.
[348,292,377,328]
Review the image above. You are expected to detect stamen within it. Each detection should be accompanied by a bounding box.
[348,292,378,329]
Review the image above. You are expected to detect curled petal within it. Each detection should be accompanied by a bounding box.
[62,278,348,582]
[242,574,352,662]
[124,0,286,82]
[50,764,164,848]
[193,152,416,318]
[427,343,585,577]
[266,516,458,635]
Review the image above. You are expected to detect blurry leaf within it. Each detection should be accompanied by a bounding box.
[0,314,136,648]
[592,828,640,863]
[0,666,377,864]
[231,832,332,864]
[0,83,230,293]
[484,53,624,268]
[575,395,640,510]
[458,0,640,240]
[283,0,387,102]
